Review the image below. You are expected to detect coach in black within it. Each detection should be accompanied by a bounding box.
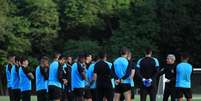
[160,54,176,101]
[136,48,160,101]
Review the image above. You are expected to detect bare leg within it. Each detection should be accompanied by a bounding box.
[114,93,121,101]
[187,98,192,101]
[177,98,182,101]
[124,90,131,101]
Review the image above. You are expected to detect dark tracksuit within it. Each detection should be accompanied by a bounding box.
[160,64,176,101]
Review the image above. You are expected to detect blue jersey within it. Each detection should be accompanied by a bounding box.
[11,65,20,89]
[87,63,96,89]
[35,66,48,92]
[48,61,62,88]
[113,57,131,84]
[19,67,32,92]
[71,63,86,90]
[176,62,192,88]
[6,64,12,88]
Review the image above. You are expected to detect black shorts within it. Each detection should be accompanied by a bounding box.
[37,90,48,101]
[176,87,192,98]
[8,88,13,101]
[115,83,131,94]
[84,88,92,99]
[91,89,97,101]
[48,85,62,100]
[96,87,114,101]
[21,90,31,101]
[73,88,85,97]
[12,89,21,101]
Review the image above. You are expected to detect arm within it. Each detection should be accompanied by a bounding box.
[23,67,34,80]
[111,64,119,80]
[40,66,49,80]
[121,66,131,80]
[78,63,87,80]
[136,59,144,80]
[130,69,135,79]
[150,58,160,80]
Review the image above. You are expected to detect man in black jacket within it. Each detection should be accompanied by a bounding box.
[160,54,176,101]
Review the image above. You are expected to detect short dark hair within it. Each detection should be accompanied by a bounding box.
[120,47,129,55]
[20,56,28,64]
[145,47,152,55]
[180,52,190,60]
[41,56,49,61]
[15,56,20,62]
[78,52,86,59]
[58,55,66,60]
[7,54,15,59]
[66,55,72,58]
[53,52,61,59]
[85,52,92,57]
[98,51,107,59]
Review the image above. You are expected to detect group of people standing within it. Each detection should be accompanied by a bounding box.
[5,47,193,101]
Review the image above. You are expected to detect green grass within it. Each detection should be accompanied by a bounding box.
[0,95,200,101]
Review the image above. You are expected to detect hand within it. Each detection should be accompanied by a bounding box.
[28,73,34,79]
[148,78,152,83]
[164,78,170,83]
[115,79,121,85]
[62,79,68,85]
[142,78,146,82]
[120,79,124,83]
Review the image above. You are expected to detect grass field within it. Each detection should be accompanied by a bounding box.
[0,95,201,101]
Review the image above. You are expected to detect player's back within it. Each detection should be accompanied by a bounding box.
[48,61,62,88]
[176,62,192,88]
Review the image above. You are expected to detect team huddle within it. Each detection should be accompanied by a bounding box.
[5,47,193,101]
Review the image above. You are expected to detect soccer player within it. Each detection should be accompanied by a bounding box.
[127,51,135,100]
[36,56,49,101]
[87,56,99,101]
[93,52,114,101]
[175,53,192,101]
[85,53,93,101]
[120,51,135,101]
[113,47,132,101]
[10,56,21,101]
[19,57,34,101]
[136,48,159,101]
[48,53,67,101]
[160,54,176,101]
[62,55,73,101]
[6,55,15,101]
[71,53,87,101]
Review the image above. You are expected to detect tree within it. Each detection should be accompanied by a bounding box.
[63,39,101,57]
[14,0,60,56]
[109,0,159,57]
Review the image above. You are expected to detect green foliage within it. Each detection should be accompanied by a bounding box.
[1,0,201,66]
[25,0,59,54]
[63,39,100,57]
[109,0,159,57]
[0,50,7,64]
[28,56,39,71]
[63,0,100,28]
